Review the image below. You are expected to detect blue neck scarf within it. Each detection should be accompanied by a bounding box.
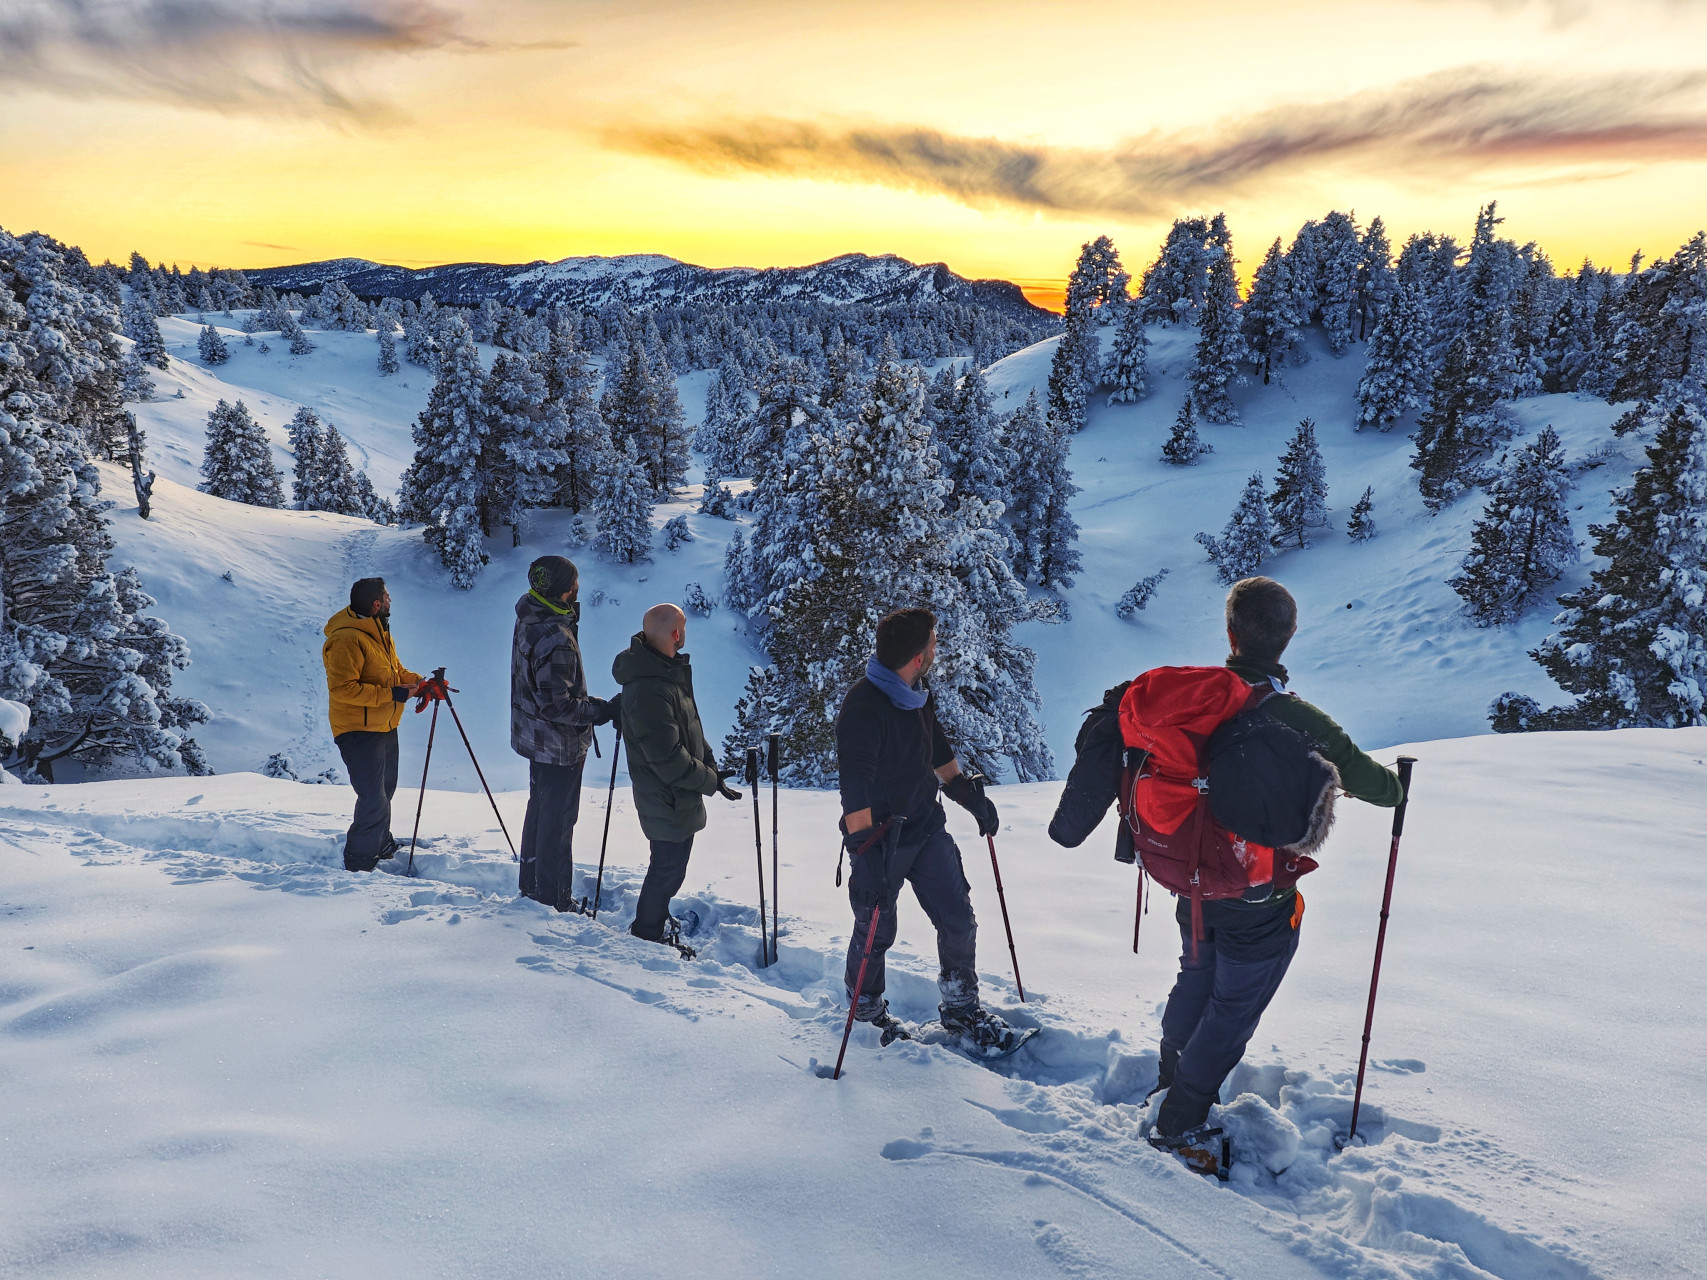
[866,655,927,710]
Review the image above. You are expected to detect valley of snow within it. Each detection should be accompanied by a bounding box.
[3,312,1703,1279]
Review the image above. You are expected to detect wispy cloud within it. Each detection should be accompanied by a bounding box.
[0,0,572,118]
[607,66,1707,218]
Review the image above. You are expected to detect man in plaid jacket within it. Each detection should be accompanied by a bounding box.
[511,555,617,910]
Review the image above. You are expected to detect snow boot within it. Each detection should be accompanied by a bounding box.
[1145,1046,1179,1102]
[852,999,914,1047]
[939,1004,1026,1058]
[660,915,696,959]
[1154,1079,1215,1138]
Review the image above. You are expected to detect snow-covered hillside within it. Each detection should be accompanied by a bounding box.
[115,310,1625,786]
[4,728,1702,1277]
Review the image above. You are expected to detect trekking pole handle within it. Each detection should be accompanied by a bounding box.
[767,732,779,781]
[745,746,759,788]
[1391,757,1416,839]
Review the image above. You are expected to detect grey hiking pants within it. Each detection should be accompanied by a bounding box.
[844,822,978,1017]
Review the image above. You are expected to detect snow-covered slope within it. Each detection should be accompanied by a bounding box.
[243,251,1050,323]
[4,728,1702,1277]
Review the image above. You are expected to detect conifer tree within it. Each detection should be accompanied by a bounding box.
[1189,213,1245,423]
[309,424,366,517]
[1315,211,1363,353]
[120,351,155,402]
[533,321,608,514]
[377,325,399,376]
[1046,267,1097,433]
[126,412,154,519]
[1495,404,1707,729]
[199,399,283,507]
[1347,486,1376,542]
[1006,389,1080,588]
[482,352,554,545]
[1115,567,1169,619]
[1103,298,1150,404]
[935,364,1017,517]
[1449,426,1576,625]
[1410,331,1510,511]
[593,439,654,565]
[197,324,229,365]
[695,362,751,479]
[1356,277,1433,431]
[1356,216,1396,341]
[1268,418,1328,548]
[286,407,324,509]
[1161,396,1211,465]
[1196,474,1271,584]
[123,295,168,370]
[399,319,491,586]
[1139,217,1211,324]
[1241,238,1299,383]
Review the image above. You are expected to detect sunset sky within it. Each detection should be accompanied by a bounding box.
[4,0,1707,306]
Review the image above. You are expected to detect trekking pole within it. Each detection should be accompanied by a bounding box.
[833,903,882,1081]
[768,732,781,966]
[434,669,517,862]
[1344,756,1418,1148]
[746,746,769,967]
[590,725,622,921]
[405,697,442,878]
[985,833,1027,1003]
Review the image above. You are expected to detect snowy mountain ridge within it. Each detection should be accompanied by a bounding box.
[243,251,1052,321]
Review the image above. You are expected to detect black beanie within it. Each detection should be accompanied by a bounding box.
[529,555,578,599]
[350,577,386,615]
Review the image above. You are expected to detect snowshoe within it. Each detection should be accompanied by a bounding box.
[872,1010,914,1047]
[1147,1124,1231,1181]
[931,1007,1040,1062]
[660,915,696,959]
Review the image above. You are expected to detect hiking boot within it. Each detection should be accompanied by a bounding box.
[376,837,398,862]
[939,1004,1021,1054]
[1146,1046,1179,1101]
[1153,1081,1215,1141]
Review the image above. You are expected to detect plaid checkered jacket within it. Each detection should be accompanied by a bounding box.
[510,592,599,766]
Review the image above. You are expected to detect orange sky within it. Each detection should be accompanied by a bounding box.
[4,0,1706,299]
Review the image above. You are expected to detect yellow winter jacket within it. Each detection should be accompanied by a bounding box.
[322,609,422,738]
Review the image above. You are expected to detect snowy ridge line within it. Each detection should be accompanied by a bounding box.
[1,798,1604,1280]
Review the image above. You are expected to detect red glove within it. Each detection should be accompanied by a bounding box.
[413,677,452,712]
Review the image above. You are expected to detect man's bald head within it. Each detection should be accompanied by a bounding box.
[642,603,687,657]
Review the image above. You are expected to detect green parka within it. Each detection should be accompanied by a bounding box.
[612,634,720,842]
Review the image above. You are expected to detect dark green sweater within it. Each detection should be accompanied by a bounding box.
[1227,656,1404,808]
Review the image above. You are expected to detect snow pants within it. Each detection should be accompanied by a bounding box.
[519,756,586,910]
[335,729,399,870]
[845,824,979,1018]
[632,835,695,941]
[1159,892,1302,1123]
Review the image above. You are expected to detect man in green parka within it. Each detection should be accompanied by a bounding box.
[612,602,743,945]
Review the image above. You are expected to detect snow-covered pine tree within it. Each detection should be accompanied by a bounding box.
[532,321,608,514]
[1495,403,1707,729]
[120,351,156,402]
[643,327,691,493]
[1268,417,1328,548]
[1103,298,1149,403]
[377,325,399,376]
[285,407,324,509]
[122,294,168,370]
[319,280,369,332]
[1139,217,1211,325]
[287,317,316,356]
[1609,232,1707,415]
[1355,276,1433,431]
[1347,486,1376,542]
[1315,211,1363,354]
[199,399,283,507]
[1189,213,1245,423]
[600,332,683,495]
[305,424,366,517]
[1161,396,1211,465]
[1196,474,1271,584]
[1047,266,1097,433]
[1356,216,1396,341]
[1006,388,1081,588]
[1283,219,1323,337]
[593,438,654,565]
[197,324,229,365]
[1449,426,1576,625]
[399,318,491,586]
[935,363,1017,519]
[404,296,439,369]
[1115,567,1169,619]
[695,361,751,479]
[1411,333,1502,511]
[661,513,692,550]
[482,352,555,546]
[1241,238,1299,384]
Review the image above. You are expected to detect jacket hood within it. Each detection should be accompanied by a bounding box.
[515,591,578,630]
[611,632,690,686]
[325,607,385,641]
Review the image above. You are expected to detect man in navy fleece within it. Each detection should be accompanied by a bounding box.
[836,607,1020,1054]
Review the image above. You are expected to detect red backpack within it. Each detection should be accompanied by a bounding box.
[1117,667,1339,947]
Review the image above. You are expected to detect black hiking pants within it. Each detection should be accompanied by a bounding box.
[844,823,979,1018]
[519,757,586,910]
[632,835,695,941]
[335,729,399,871]
[1159,893,1302,1126]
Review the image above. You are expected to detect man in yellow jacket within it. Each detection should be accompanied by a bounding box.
[323,577,425,871]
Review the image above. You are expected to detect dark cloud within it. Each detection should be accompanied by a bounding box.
[0,0,572,117]
[607,66,1707,218]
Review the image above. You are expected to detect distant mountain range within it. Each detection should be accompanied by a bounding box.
[243,252,1053,323]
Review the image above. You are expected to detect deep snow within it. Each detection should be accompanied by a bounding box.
[5,307,1699,1278]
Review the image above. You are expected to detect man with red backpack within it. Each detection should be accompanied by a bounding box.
[1149,577,1402,1148]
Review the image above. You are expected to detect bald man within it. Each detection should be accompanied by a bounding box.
[611,603,743,949]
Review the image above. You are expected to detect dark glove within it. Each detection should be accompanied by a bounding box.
[391,685,410,703]
[589,695,616,727]
[844,827,890,910]
[943,771,999,837]
[716,768,744,801]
